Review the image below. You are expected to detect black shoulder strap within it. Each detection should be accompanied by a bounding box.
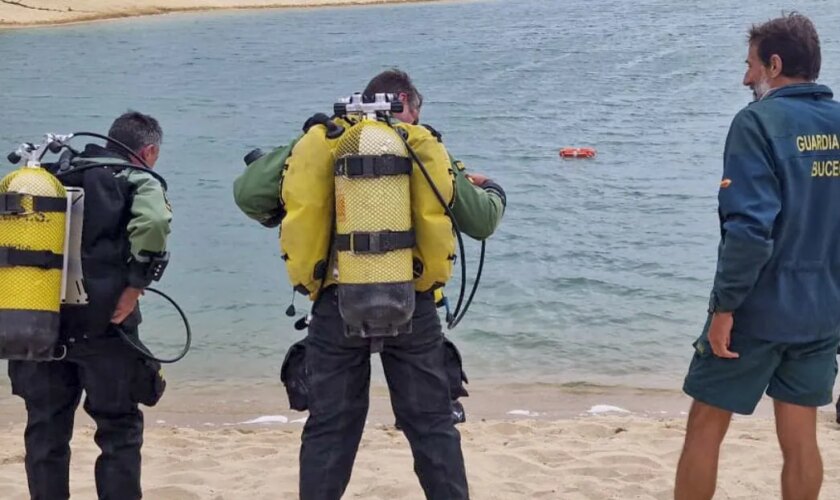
[421,124,443,142]
[302,113,345,139]
[302,113,330,133]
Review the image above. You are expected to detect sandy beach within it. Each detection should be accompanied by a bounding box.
[0,0,448,27]
[1,381,839,499]
[1,411,839,499]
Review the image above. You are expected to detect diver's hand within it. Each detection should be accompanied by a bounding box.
[465,173,489,187]
[708,312,739,359]
[111,287,144,324]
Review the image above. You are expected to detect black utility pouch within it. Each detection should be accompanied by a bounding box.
[132,358,166,407]
[281,340,309,411]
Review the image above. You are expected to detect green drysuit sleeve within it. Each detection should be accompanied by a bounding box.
[449,157,506,240]
[119,169,172,258]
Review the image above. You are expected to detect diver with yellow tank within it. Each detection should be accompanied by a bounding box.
[1,111,178,500]
[234,69,505,500]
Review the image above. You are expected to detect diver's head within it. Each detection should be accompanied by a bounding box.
[363,68,423,125]
[743,12,820,100]
[106,110,163,168]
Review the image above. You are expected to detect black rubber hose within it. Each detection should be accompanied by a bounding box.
[387,118,486,329]
[72,132,152,168]
[53,161,168,189]
[116,287,192,364]
[448,240,485,329]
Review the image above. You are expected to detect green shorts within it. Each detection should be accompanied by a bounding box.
[683,315,840,415]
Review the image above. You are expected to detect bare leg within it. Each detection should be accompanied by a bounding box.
[774,400,822,500]
[674,400,733,500]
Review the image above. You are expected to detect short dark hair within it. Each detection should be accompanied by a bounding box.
[107,110,163,154]
[748,12,821,81]
[363,69,423,109]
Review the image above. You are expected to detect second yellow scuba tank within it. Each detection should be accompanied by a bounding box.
[333,94,417,337]
[0,139,69,360]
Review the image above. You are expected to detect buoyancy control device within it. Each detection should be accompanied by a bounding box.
[238,92,488,338]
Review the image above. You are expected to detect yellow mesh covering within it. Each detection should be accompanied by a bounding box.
[334,121,412,284]
[0,167,66,312]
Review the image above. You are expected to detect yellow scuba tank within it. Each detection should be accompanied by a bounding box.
[0,156,68,360]
[332,93,416,337]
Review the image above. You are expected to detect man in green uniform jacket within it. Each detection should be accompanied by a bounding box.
[8,111,172,500]
[675,14,840,500]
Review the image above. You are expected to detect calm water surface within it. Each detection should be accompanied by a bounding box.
[1,0,839,389]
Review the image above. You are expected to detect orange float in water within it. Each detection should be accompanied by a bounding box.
[559,147,596,159]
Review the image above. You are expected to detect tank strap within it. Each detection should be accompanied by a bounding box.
[334,230,415,254]
[34,196,68,213]
[335,155,412,178]
[0,193,67,215]
[0,246,64,270]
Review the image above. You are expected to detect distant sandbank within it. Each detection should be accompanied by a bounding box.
[0,0,450,28]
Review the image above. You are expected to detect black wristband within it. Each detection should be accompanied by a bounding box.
[482,180,507,207]
[127,251,170,288]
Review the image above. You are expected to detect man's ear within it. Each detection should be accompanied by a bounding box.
[769,54,783,78]
[141,144,159,166]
